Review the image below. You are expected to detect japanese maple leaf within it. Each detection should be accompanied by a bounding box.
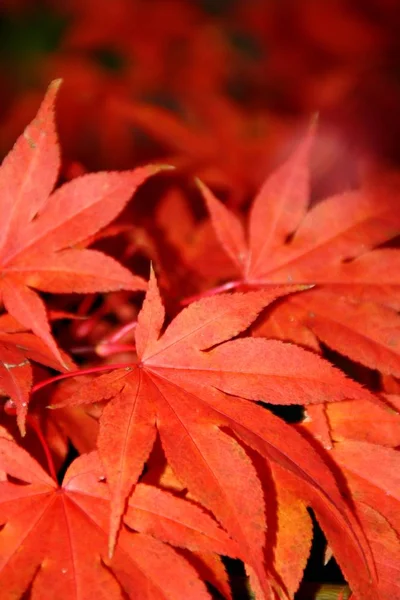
[328,441,400,600]
[270,475,312,598]
[197,126,400,377]
[352,502,400,600]
[302,392,400,600]
[58,270,378,599]
[142,438,313,599]
[0,80,167,365]
[147,445,314,600]
[0,431,239,600]
[303,396,400,448]
[0,331,74,435]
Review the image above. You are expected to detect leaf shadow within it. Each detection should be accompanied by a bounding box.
[221,426,289,599]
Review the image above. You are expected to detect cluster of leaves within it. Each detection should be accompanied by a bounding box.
[0,81,399,600]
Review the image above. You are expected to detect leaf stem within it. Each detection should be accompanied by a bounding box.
[31,363,134,395]
[27,415,58,482]
[69,345,97,355]
[103,320,137,344]
[180,280,242,305]
[96,342,137,357]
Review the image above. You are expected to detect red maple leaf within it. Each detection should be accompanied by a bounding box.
[303,396,400,448]
[0,80,168,365]
[56,269,378,599]
[196,125,400,377]
[0,429,239,599]
[298,374,400,600]
[0,330,74,435]
[326,437,400,600]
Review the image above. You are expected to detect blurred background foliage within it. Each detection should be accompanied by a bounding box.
[1,0,399,193]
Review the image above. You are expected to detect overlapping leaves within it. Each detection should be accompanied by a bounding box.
[0,429,238,599]
[197,126,400,376]
[0,81,166,433]
[0,80,165,365]
[58,269,379,599]
[0,80,398,600]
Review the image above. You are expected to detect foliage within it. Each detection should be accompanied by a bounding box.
[0,72,399,600]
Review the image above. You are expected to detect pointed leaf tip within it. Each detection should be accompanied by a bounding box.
[194,176,203,186]
[48,78,63,92]
[17,415,26,438]
[107,488,127,560]
[148,164,176,174]
[196,177,248,273]
[136,264,165,359]
[194,177,211,196]
[108,534,116,560]
[40,79,62,111]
